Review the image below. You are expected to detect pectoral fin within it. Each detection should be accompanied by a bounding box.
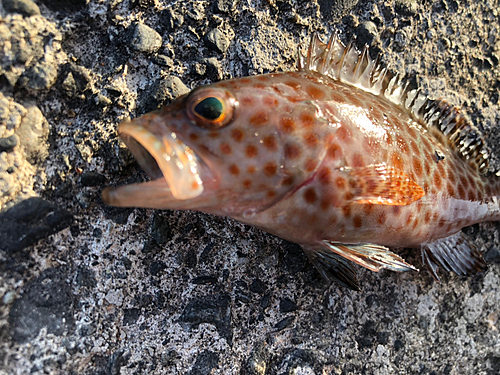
[421,231,487,281]
[323,241,418,272]
[341,163,425,206]
[302,245,360,291]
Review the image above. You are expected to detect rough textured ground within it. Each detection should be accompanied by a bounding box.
[1,0,500,374]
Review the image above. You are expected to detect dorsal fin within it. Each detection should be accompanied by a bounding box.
[298,32,491,175]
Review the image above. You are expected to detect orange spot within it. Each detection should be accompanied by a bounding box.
[446,182,455,197]
[231,128,244,142]
[263,135,277,151]
[189,133,199,142]
[396,138,409,153]
[305,159,316,172]
[264,163,277,176]
[239,78,251,84]
[257,75,268,82]
[342,205,351,217]
[267,190,276,198]
[390,151,404,171]
[405,213,414,226]
[460,175,469,190]
[424,158,431,175]
[246,145,258,158]
[352,153,364,168]
[191,181,199,190]
[412,219,420,229]
[284,144,301,160]
[344,191,354,201]
[336,126,351,142]
[413,159,423,178]
[250,112,269,126]
[410,139,420,155]
[327,143,340,159]
[280,118,295,134]
[434,173,442,190]
[247,166,256,174]
[468,189,477,201]
[304,133,318,147]
[318,167,331,185]
[457,184,465,198]
[253,83,266,89]
[424,211,432,224]
[304,188,317,204]
[306,85,325,100]
[386,134,394,146]
[241,96,255,105]
[229,164,240,176]
[320,196,333,211]
[300,113,315,128]
[243,180,252,189]
[208,132,220,138]
[335,177,346,189]
[220,143,232,155]
[392,206,401,216]
[448,171,456,184]
[284,80,301,90]
[282,176,295,186]
[363,204,374,215]
[377,212,387,225]
[353,215,362,228]
[263,96,278,107]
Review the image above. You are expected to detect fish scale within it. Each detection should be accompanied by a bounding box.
[103,32,499,290]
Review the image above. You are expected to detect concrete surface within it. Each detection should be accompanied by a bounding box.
[1,0,500,374]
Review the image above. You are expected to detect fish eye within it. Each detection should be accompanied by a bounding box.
[194,97,224,121]
[187,88,237,130]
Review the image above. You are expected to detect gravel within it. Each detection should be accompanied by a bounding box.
[1,0,500,374]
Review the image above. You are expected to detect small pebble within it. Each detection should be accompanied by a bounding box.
[356,21,379,45]
[280,298,298,313]
[205,28,231,54]
[146,76,189,110]
[2,291,16,305]
[160,8,184,30]
[129,23,162,53]
[0,135,18,152]
[21,62,58,90]
[214,0,236,13]
[153,54,174,68]
[3,0,41,17]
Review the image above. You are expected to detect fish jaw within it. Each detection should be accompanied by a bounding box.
[102,112,219,209]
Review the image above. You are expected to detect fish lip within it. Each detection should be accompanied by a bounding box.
[114,118,205,201]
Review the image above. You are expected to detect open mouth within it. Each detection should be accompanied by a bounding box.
[102,117,204,208]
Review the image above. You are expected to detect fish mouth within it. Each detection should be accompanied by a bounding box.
[102,117,205,208]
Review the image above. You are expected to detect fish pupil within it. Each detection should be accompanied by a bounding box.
[195,97,223,121]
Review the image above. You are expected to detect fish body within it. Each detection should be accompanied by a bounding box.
[103,33,498,289]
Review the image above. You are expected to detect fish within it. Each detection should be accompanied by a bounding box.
[102,32,500,290]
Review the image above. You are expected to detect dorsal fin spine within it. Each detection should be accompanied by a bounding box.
[298,30,492,175]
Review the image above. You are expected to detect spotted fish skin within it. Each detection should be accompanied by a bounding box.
[103,33,499,289]
[218,70,500,248]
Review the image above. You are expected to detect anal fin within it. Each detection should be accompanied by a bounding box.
[302,245,360,291]
[323,241,418,273]
[421,231,487,281]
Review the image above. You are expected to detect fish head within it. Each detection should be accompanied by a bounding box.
[102,74,327,217]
